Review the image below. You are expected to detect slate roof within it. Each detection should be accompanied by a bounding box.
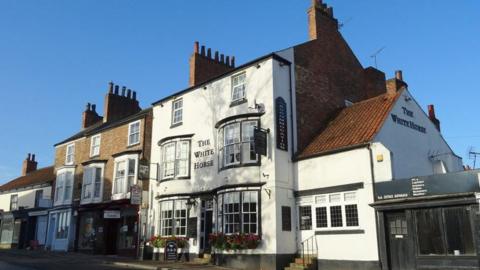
[54,108,152,146]
[0,166,55,192]
[298,90,402,159]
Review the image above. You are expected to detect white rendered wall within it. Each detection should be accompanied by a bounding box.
[0,186,51,211]
[374,89,463,181]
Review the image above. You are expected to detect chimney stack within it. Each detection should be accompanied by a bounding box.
[189,41,235,87]
[386,70,408,94]
[21,153,38,176]
[82,102,102,129]
[308,0,339,41]
[103,82,141,123]
[428,104,441,132]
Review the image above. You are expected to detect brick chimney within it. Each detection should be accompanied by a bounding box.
[82,102,103,129]
[189,41,235,87]
[363,67,387,99]
[103,81,141,123]
[307,0,339,41]
[386,70,408,94]
[22,153,37,176]
[428,104,441,132]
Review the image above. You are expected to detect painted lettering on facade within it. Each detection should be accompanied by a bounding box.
[193,139,214,169]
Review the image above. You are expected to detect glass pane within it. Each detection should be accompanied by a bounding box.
[315,207,328,228]
[345,204,359,226]
[330,206,343,227]
[415,209,445,255]
[444,207,475,255]
[299,206,312,230]
[329,194,341,203]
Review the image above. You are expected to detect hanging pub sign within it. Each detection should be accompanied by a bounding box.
[275,97,288,151]
[138,158,150,180]
[130,184,142,205]
[254,128,268,156]
[164,240,178,261]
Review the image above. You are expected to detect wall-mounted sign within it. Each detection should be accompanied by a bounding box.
[138,159,150,180]
[375,171,480,201]
[254,128,268,156]
[164,240,178,261]
[194,139,214,170]
[104,210,121,219]
[390,106,426,134]
[275,97,288,151]
[130,185,142,205]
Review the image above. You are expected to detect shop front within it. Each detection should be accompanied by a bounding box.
[76,201,139,257]
[372,170,480,270]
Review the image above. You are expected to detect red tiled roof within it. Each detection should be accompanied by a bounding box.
[298,91,402,159]
[0,166,55,192]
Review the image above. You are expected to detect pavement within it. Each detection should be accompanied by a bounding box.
[0,249,236,270]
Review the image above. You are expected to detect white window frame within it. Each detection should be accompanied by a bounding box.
[54,167,75,206]
[65,144,75,165]
[112,154,138,200]
[159,199,188,237]
[81,163,104,204]
[10,194,18,211]
[231,72,246,102]
[218,119,259,169]
[90,134,101,157]
[216,189,259,235]
[300,191,360,231]
[160,139,191,180]
[171,98,183,126]
[128,120,141,146]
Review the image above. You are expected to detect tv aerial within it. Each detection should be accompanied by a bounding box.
[339,17,353,30]
[370,46,386,69]
[468,146,480,169]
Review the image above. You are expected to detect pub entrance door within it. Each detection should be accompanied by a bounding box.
[385,212,416,270]
[199,199,213,254]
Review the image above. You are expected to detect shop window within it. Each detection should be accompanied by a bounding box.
[218,120,259,169]
[415,208,445,255]
[78,214,96,250]
[117,215,137,249]
[56,211,70,239]
[159,200,187,236]
[415,206,476,256]
[217,190,259,234]
[0,218,13,244]
[160,140,191,180]
[282,206,292,231]
[12,220,21,244]
[299,206,312,230]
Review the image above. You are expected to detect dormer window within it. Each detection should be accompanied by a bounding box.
[90,134,101,157]
[128,121,140,146]
[65,144,75,165]
[171,98,183,126]
[231,72,246,102]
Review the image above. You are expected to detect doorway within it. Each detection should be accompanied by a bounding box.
[200,199,213,254]
[385,212,415,270]
[104,219,119,255]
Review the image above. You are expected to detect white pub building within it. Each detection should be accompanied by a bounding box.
[147,1,465,270]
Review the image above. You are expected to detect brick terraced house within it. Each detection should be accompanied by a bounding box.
[47,82,152,256]
[147,1,466,270]
[0,154,54,250]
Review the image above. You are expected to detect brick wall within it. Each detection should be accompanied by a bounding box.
[53,111,152,203]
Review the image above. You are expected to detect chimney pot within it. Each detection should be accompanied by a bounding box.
[121,86,126,96]
[194,41,199,54]
[86,103,91,111]
[114,85,119,95]
[220,54,225,63]
[108,81,114,93]
[214,51,219,61]
[395,70,403,81]
[27,153,31,160]
[201,46,206,56]
[207,48,212,58]
[231,56,235,67]
[226,56,230,66]
[32,154,35,161]
[127,89,132,98]
[133,91,137,100]
[91,104,96,112]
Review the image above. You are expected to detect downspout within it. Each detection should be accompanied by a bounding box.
[367,143,383,270]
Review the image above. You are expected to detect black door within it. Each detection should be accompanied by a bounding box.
[385,212,415,270]
[200,199,213,253]
[104,220,118,255]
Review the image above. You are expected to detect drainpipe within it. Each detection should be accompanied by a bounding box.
[367,143,383,270]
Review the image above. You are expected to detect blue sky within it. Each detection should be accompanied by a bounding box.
[0,0,479,184]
